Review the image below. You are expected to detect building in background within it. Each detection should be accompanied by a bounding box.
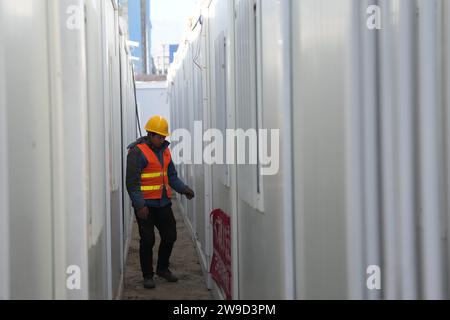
[154,44,179,75]
[119,0,184,77]
[120,0,155,75]
[169,44,179,64]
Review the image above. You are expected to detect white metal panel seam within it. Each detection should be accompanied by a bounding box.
[58,0,91,300]
[345,0,366,299]
[45,0,68,300]
[202,9,215,291]
[277,0,295,300]
[290,0,304,299]
[378,0,398,299]
[418,0,445,299]
[397,0,419,299]
[228,0,240,300]
[362,0,382,301]
[0,1,10,299]
[441,0,450,299]
[101,0,113,300]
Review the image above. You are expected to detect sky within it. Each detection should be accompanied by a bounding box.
[150,0,199,57]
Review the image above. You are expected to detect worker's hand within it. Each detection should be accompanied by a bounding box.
[136,207,150,220]
[184,186,195,200]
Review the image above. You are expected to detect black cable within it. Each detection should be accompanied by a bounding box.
[132,66,143,138]
[193,17,204,71]
[119,38,126,235]
[191,14,203,31]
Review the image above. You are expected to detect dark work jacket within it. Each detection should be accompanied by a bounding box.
[126,137,186,209]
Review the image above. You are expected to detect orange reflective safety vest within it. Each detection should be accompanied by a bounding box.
[136,143,173,200]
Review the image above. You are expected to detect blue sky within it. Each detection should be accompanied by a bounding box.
[151,0,199,57]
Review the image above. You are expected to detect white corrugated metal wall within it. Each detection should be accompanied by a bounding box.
[292,0,450,299]
[170,0,294,300]
[234,0,294,299]
[169,0,450,300]
[48,0,92,299]
[292,0,353,299]
[119,21,138,289]
[376,0,449,299]
[2,0,57,299]
[86,0,111,299]
[0,0,136,300]
[169,0,237,299]
[0,4,10,300]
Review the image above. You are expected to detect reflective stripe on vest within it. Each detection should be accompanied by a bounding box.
[141,185,163,191]
[137,143,173,200]
[141,172,167,179]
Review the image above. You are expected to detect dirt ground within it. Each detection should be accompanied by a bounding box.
[122,200,214,300]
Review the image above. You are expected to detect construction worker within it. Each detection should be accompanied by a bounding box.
[126,115,195,289]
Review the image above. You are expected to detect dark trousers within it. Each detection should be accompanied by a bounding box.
[135,205,177,279]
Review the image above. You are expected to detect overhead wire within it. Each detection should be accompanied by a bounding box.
[192,15,204,71]
[131,65,143,138]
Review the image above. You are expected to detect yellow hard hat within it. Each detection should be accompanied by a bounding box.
[145,115,170,137]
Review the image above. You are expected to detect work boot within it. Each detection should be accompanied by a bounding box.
[156,269,178,283]
[143,277,156,289]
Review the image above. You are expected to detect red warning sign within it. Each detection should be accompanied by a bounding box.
[210,209,232,300]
